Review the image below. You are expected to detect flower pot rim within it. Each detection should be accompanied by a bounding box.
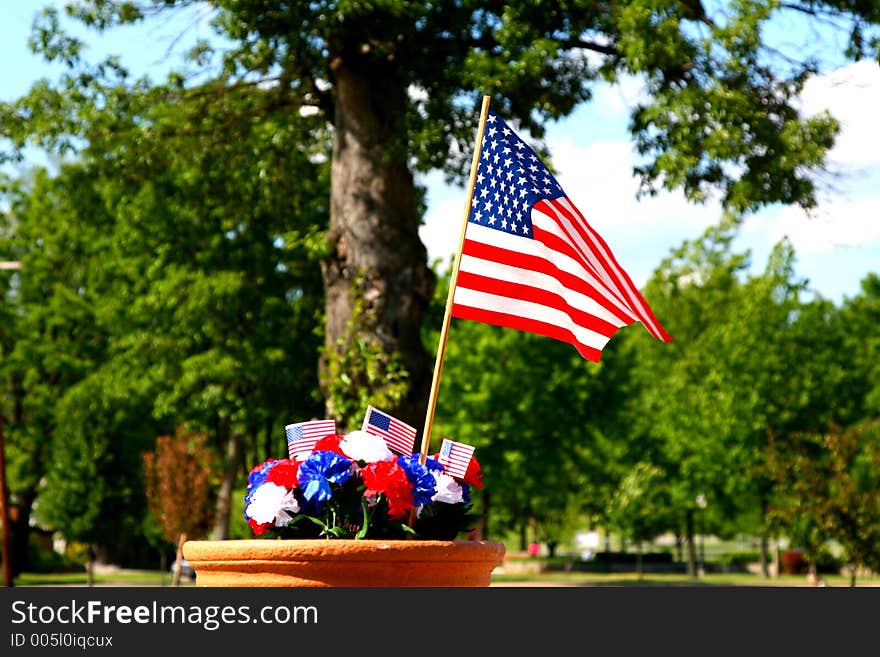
[184,537,505,562]
[181,538,507,587]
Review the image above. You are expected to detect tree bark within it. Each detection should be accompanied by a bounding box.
[759,498,770,577]
[480,489,490,540]
[172,532,187,587]
[211,421,241,540]
[685,509,697,578]
[322,55,434,431]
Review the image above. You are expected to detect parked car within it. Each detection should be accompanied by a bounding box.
[170,558,196,581]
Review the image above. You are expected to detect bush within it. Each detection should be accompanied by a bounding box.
[26,535,81,574]
[780,548,807,574]
[814,549,843,575]
[719,550,760,567]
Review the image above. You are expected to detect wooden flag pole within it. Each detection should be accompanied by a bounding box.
[416,94,492,467]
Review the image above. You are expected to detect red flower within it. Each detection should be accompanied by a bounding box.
[248,517,271,536]
[429,452,484,490]
[362,460,414,519]
[313,434,347,456]
[265,459,300,488]
[462,455,484,489]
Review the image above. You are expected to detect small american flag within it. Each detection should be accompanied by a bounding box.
[361,405,418,456]
[285,419,336,459]
[437,439,476,479]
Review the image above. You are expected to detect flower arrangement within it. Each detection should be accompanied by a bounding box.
[244,429,483,540]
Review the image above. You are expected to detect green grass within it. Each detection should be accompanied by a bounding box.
[14,569,193,587]
[14,569,877,587]
[490,570,880,587]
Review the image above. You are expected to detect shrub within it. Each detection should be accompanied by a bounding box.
[719,550,760,567]
[780,548,807,574]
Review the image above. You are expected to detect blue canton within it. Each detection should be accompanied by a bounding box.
[369,411,391,431]
[468,110,565,238]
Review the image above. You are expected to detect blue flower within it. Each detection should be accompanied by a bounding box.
[297,451,352,503]
[244,459,280,520]
[396,455,437,507]
[424,457,444,473]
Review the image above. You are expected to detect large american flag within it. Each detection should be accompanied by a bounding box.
[437,439,475,479]
[285,419,336,459]
[362,406,418,456]
[451,110,672,361]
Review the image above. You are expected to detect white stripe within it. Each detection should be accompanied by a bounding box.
[458,253,628,328]
[464,223,636,323]
[531,208,631,309]
[539,199,663,337]
[452,287,613,351]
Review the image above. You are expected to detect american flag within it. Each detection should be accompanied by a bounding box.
[285,419,336,459]
[361,405,418,456]
[437,439,475,479]
[451,109,672,361]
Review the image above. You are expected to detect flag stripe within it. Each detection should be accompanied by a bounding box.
[459,225,636,325]
[455,271,620,337]
[451,300,606,361]
[438,439,476,479]
[462,221,637,322]
[286,419,336,459]
[537,198,672,340]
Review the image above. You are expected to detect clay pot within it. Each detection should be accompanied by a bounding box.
[182,538,506,587]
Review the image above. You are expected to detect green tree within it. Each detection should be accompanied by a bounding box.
[428,262,613,545]
[4,0,876,438]
[606,461,675,577]
[0,166,115,574]
[621,220,755,576]
[769,421,880,586]
[2,77,330,553]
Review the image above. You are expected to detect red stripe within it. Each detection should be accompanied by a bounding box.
[456,270,619,337]
[451,303,605,362]
[461,238,635,324]
[538,199,672,341]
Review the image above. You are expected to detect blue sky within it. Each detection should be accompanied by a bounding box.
[4,2,878,305]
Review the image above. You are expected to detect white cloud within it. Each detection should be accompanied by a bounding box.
[420,195,467,266]
[767,198,880,254]
[800,60,880,168]
[753,60,880,257]
[421,60,879,301]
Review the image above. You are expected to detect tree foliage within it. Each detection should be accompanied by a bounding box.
[1,1,879,572]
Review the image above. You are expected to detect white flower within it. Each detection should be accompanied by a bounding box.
[245,482,300,525]
[340,430,394,463]
[431,471,464,504]
[273,490,301,527]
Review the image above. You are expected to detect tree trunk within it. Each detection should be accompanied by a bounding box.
[10,493,35,577]
[636,541,643,580]
[85,545,95,587]
[322,55,434,432]
[211,422,242,540]
[172,532,187,588]
[685,509,697,578]
[480,489,490,540]
[759,498,771,577]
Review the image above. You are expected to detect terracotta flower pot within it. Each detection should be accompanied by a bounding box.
[182,538,506,587]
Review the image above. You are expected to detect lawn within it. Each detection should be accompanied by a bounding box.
[13,569,194,587]
[12,567,878,587]
[490,569,880,587]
